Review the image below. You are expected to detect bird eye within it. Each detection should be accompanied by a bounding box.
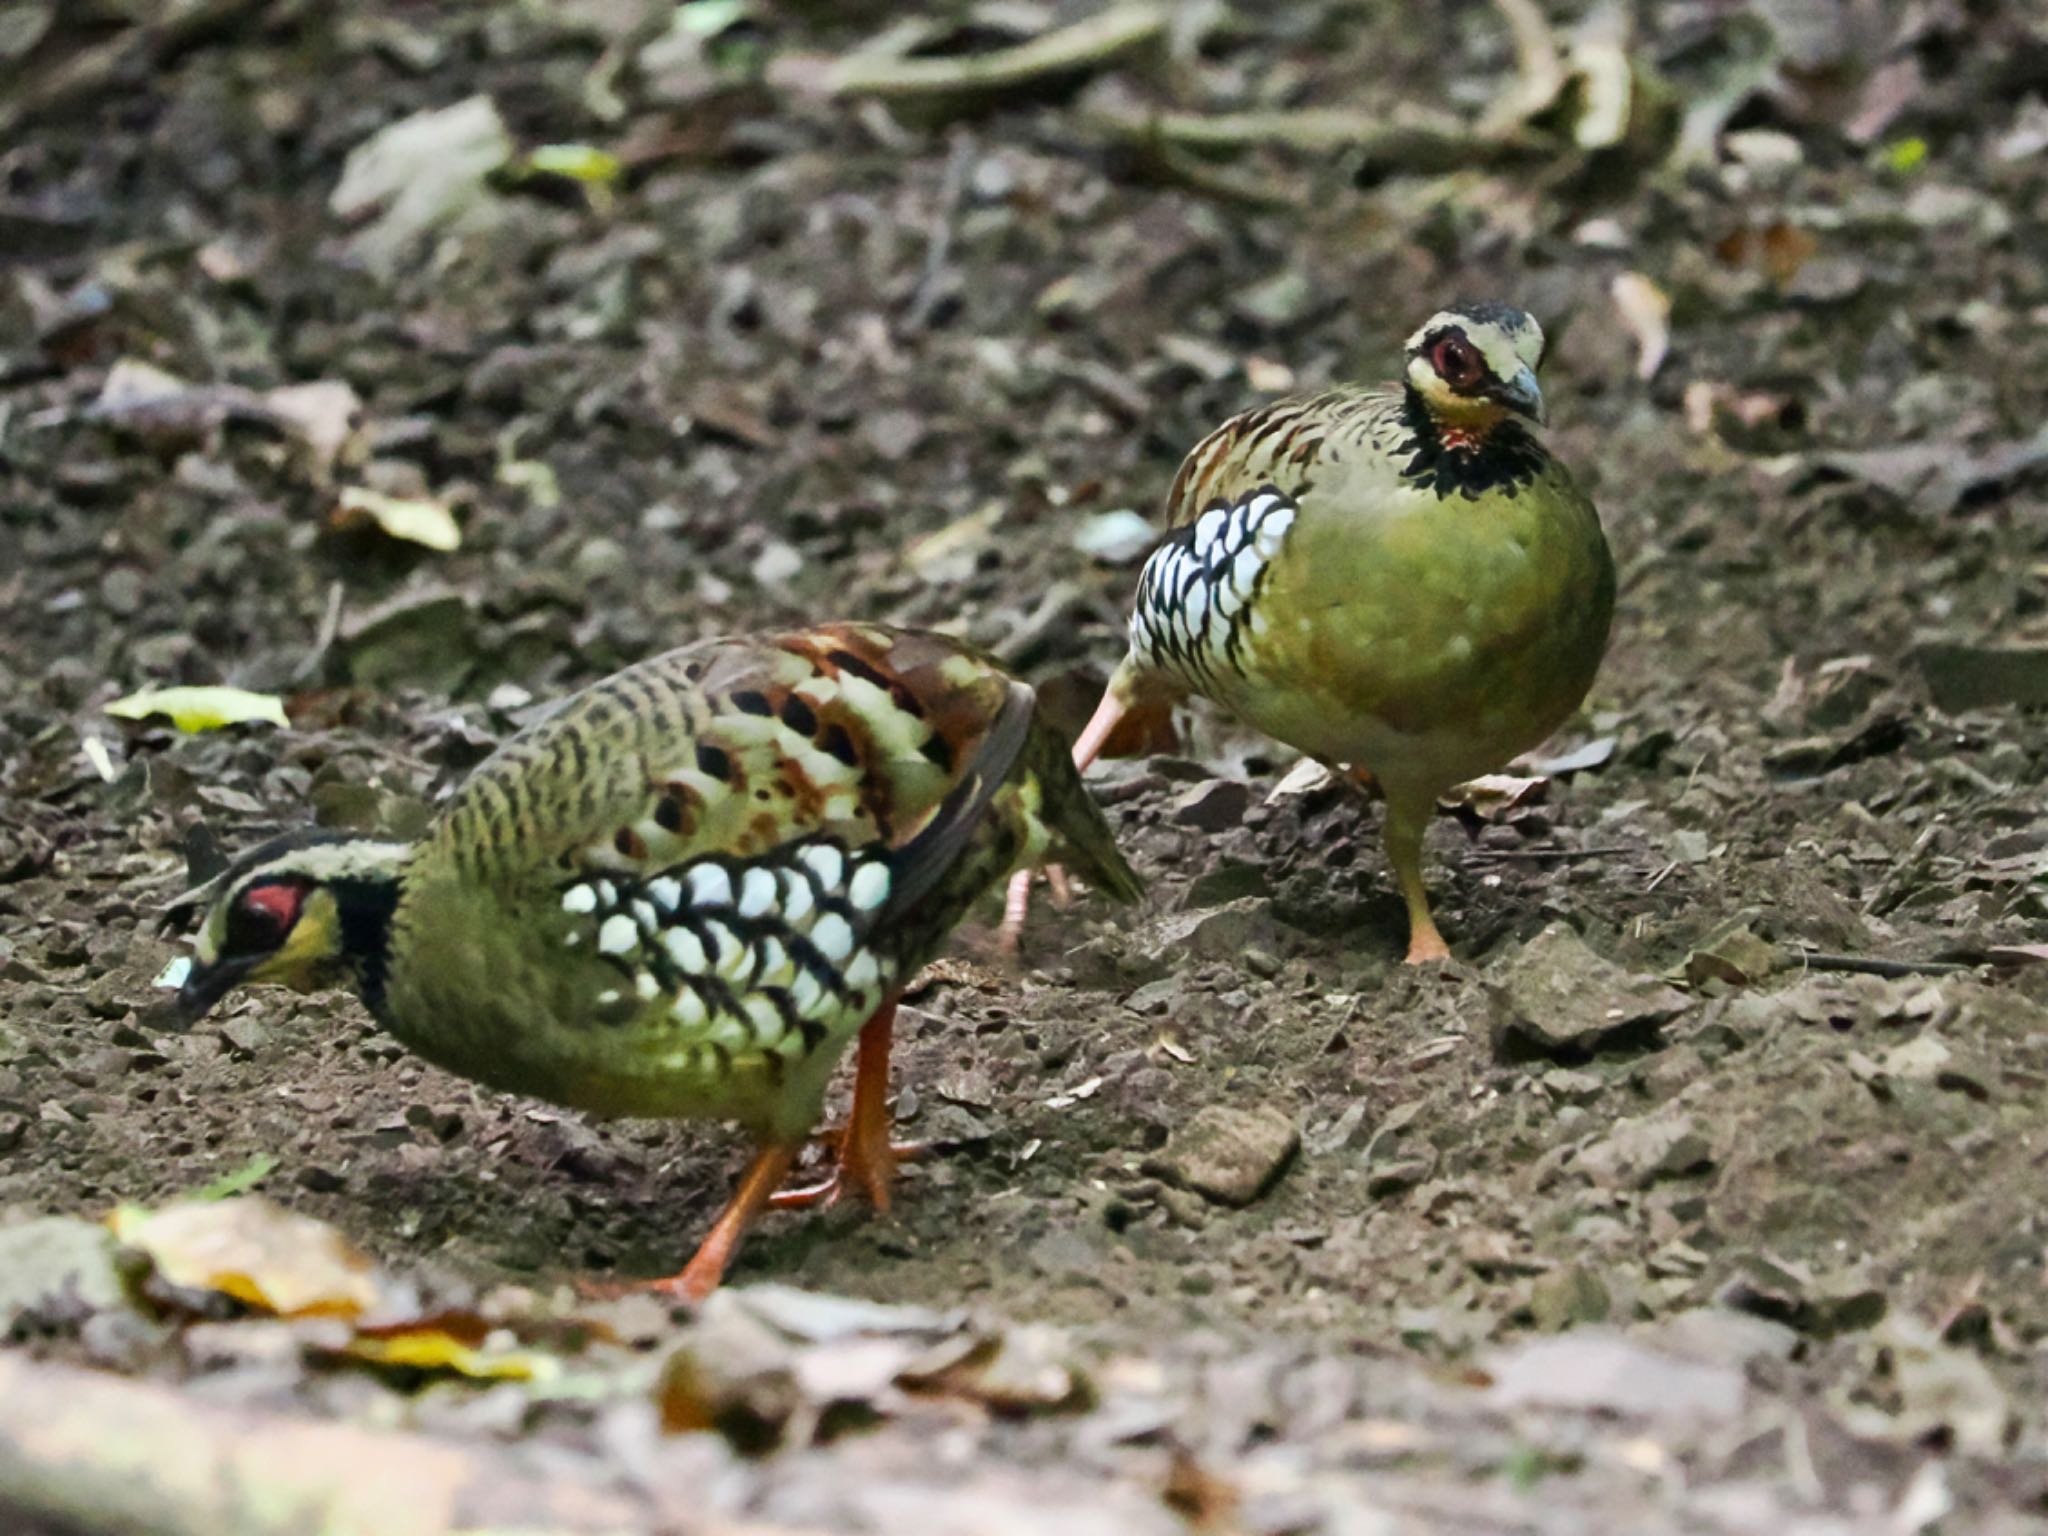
[225,880,304,952]
[1431,334,1484,390]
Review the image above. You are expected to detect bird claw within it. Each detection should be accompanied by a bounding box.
[769,1137,925,1211]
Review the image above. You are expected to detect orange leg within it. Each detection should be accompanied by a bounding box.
[769,999,923,1211]
[1385,792,1451,965]
[638,1139,799,1304]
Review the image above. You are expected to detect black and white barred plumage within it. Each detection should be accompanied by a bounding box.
[561,838,897,1060]
[1128,486,1299,689]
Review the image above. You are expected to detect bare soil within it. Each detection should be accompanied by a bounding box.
[5,2,2048,1531]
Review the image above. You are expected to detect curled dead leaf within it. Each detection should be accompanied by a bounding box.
[1609,271,1670,380]
[110,1197,382,1318]
[333,487,462,552]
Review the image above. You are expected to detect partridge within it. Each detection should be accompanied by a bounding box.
[1030,303,1612,963]
[174,625,1140,1298]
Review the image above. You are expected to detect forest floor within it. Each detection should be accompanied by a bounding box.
[5,2,2048,1532]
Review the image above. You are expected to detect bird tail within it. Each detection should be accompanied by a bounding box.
[1026,721,1144,904]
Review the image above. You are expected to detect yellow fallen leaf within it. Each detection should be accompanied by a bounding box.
[340,1326,559,1382]
[334,486,462,551]
[520,144,623,185]
[105,685,289,732]
[110,1196,382,1318]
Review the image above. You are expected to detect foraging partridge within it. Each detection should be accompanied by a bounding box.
[174,625,1140,1298]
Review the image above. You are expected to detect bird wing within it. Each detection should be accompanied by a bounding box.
[415,626,1045,1064]
[1161,385,1398,531]
[437,624,1032,888]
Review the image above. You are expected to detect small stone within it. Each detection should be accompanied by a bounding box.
[1489,923,1691,1061]
[0,1216,126,1329]
[1366,1155,1434,1199]
[1181,860,1269,909]
[749,539,803,587]
[100,567,144,617]
[1171,779,1250,833]
[1142,1103,1299,1207]
[1577,1111,1712,1188]
[1683,925,1784,987]
[216,1015,269,1055]
[1913,642,2048,712]
[1529,1265,1612,1331]
[1540,1067,1605,1102]
[1717,1255,1887,1338]
[573,536,630,582]
[1120,978,1180,1016]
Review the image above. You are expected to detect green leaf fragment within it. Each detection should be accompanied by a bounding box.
[193,1154,280,1202]
[1884,137,1927,173]
[334,486,463,551]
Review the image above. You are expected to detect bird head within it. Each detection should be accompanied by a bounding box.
[1403,302,1548,435]
[172,831,410,1024]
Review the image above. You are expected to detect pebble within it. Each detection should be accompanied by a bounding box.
[1171,779,1250,833]
[0,1217,126,1330]
[100,567,144,616]
[1489,923,1691,1060]
[1577,1111,1712,1189]
[1142,1103,1299,1208]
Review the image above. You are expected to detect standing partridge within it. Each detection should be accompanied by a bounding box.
[173,624,1140,1299]
[1024,302,1612,963]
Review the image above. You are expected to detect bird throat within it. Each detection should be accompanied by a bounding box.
[331,874,402,1018]
[1398,386,1547,500]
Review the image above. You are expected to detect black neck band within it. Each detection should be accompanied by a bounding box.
[1398,385,1548,500]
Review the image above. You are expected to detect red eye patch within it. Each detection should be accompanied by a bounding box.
[245,883,302,926]
[1431,334,1485,391]
[229,880,305,949]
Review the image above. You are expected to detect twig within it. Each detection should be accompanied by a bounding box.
[292,580,347,685]
[904,133,973,331]
[1087,106,1546,185]
[833,2,1167,102]
[1467,844,1635,862]
[1789,950,1977,979]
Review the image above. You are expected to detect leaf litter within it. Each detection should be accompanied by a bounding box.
[6,0,2048,1531]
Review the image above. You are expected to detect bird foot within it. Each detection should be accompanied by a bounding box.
[769,1135,927,1211]
[1404,926,1451,965]
[578,1266,718,1306]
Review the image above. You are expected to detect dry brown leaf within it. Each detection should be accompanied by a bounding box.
[111,1197,382,1318]
[1609,272,1670,381]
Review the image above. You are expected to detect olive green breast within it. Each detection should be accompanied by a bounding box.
[1224,452,1614,791]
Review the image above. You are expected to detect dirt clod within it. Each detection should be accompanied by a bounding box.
[1489,923,1691,1061]
[1142,1103,1300,1207]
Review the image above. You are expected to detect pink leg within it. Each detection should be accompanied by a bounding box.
[999,690,1128,951]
